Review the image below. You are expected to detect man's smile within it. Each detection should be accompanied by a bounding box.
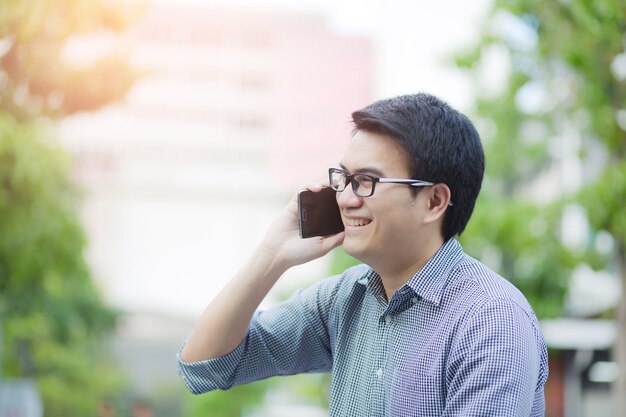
[343,217,372,228]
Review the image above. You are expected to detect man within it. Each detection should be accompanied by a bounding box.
[177,93,548,416]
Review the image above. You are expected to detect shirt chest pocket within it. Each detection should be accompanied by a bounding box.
[389,355,446,416]
[387,344,447,414]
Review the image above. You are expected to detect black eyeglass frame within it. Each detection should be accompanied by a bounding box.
[328,167,453,206]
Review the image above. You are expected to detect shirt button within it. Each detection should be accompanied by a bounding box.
[376,368,383,379]
[385,315,392,325]
[412,297,419,304]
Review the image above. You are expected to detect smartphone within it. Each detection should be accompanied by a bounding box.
[297,187,344,238]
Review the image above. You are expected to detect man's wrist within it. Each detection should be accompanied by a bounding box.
[252,244,291,283]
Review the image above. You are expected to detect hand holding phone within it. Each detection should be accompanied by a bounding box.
[297,187,344,238]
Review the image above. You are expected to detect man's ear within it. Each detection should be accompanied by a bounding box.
[423,183,451,224]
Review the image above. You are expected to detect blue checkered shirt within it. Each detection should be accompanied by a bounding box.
[177,238,548,416]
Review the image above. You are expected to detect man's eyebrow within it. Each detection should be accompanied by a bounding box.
[338,163,385,177]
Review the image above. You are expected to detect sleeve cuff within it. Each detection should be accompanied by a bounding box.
[176,337,247,394]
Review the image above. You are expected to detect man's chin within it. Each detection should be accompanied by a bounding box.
[342,239,369,262]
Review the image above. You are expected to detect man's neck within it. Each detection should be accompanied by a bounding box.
[376,236,445,301]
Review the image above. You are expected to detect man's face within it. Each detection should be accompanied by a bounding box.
[337,130,429,267]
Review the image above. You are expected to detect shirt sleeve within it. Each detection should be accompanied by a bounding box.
[176,274,343,394]
[443,299,549,417]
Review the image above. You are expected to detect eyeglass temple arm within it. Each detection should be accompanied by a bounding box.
[377,178,434,186]
[378,178,453,206]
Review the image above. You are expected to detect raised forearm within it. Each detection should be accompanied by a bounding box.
[180,247,289,362]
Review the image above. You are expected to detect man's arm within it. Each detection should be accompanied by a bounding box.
[180,185,345,363]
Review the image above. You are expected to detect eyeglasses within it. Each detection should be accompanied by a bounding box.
[329,167,452,204]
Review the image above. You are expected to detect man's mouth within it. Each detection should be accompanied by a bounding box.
[345,218,372,227]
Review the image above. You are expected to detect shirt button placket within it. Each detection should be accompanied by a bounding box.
[371,313,392,417]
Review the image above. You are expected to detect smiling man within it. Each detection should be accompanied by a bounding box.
[177,93,548,417]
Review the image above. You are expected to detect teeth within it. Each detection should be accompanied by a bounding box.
[346,218,371,227]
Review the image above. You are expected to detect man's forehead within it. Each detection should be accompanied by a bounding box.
[339,131,410,175]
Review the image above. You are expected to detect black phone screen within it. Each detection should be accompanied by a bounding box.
[297,187,344,238]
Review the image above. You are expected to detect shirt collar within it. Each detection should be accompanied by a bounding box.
[355,238,465,307]
[359,269,387,306]
[406,238,465,306]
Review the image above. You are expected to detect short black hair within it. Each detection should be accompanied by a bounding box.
[351,93,484,241]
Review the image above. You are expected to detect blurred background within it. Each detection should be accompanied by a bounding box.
[0,0,624,416]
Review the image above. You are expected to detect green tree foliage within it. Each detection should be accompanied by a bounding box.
[0,0,140,120]
[0,0,141,415]
[454,0,625,314]
[0,116,125,415]
[181,379,274,417]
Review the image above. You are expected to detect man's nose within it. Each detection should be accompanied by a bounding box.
[337,182,363,208]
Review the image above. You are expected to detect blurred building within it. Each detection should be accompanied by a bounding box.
[56,0,372,403]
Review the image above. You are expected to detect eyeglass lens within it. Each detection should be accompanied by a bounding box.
[330,170,374,197]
